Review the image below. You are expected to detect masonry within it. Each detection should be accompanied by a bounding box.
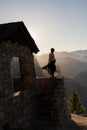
[0,41,38,129]
[35,77,71,129]
[0,22,70,130]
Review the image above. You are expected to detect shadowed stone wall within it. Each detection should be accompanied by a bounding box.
[0,41,37,129]
[36,77,71,127]
[0,41,71,129]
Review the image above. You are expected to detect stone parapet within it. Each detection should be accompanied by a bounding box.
[36,77,71,127]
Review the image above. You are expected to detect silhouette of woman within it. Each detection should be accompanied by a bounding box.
[42,48,56,77]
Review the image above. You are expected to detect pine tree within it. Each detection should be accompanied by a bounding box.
[68,90,85,115]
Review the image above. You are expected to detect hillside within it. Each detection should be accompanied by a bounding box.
[75,72,87,86]
[64,77,87,109]
[56,57,87,77]
[71,50,87,57]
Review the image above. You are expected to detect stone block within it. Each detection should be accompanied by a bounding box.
[0,112,4,120]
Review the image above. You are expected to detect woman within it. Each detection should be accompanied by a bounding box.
[48,48,56,77]
[42,48,56,77]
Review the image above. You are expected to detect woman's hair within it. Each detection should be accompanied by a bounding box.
[51,48,55,52]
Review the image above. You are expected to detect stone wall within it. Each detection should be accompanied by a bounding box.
[0,40,71,129]
[36,77,71,127]
[0,41,37,129]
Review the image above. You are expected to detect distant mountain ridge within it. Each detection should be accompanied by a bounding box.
[36,50,87,78]
[71,50,87,57]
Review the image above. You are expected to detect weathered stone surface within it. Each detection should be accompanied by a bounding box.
[0,41,37,129]
[0,112,4,120]
[0,41,70,129]
[36,78,71,128]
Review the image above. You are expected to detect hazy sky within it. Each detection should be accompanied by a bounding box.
[0,0,87,54]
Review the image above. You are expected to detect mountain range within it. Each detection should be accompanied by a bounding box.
[35,50,87,77]
[34,50,87,111]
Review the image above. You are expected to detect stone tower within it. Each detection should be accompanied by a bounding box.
[0,21,71,130]
[0,22,39,129]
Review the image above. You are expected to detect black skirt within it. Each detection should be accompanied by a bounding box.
[48,61,56,75]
